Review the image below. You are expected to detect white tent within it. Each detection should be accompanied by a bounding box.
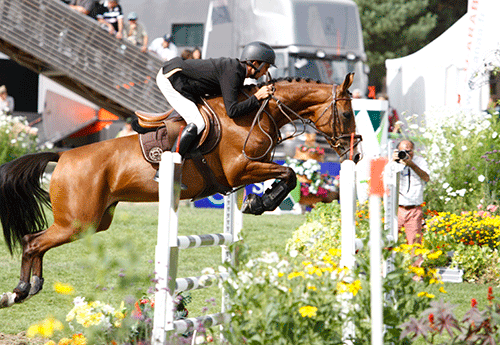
[386,0,500,123]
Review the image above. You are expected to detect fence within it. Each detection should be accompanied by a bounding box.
[152,152,241,344]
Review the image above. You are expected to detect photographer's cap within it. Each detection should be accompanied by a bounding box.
[127,12,138,20]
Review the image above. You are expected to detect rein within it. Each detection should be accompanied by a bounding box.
[241,84,362,160]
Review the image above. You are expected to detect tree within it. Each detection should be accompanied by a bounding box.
[354,0,467,93]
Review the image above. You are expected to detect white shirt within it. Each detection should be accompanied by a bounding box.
[393,155,429,206]
[0,95,14,113]
[148,37,178,61]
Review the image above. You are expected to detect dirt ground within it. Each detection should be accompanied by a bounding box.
[0,332,46,345]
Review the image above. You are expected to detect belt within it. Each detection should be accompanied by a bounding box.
[399,205,419,209]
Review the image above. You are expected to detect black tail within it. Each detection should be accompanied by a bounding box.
[0,152,60,254]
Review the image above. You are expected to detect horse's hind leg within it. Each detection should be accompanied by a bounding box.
[0,222,82,307]
[0,202,119,307]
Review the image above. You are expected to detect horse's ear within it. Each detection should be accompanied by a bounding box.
[341,73,354,91]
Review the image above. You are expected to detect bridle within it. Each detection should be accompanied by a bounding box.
[242,80,363,160]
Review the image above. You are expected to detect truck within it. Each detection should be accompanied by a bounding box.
[120,0,368,91]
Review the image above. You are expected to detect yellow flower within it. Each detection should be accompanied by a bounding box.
[427,250,443,260]
[57,338,72,345]
[27,324,41,338]
[287,271,305,280]
[27,318,63,338]
[44,342,56,345]
[72,333,87,345]
[299,306,318,318]
[278,272,284,277]
[348,280,362,296]
[439,287,447,293]
[417,291,435,298]
[337,281,348,294]
[53,282,74,295]
[307,284,317,291]
[328,248,341,257]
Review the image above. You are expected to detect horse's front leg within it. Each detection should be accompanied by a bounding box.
[232,162,297,215]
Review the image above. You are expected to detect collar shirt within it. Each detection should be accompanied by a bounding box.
[394,155,429,206]
[149,37,178,61]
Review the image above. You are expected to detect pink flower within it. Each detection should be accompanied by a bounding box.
[477,204,483,210]
[487,204,498,213]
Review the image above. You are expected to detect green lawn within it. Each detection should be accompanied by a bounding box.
[0,202,497,343]
[0,202,305,335]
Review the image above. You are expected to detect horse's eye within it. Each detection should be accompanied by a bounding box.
[342,111,353,118]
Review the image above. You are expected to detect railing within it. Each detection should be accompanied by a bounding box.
[0,0,167,117]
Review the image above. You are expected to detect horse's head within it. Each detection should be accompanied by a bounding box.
[309,73,362,163]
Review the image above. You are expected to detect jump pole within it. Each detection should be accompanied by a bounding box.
[369,157,388,345]
[339,159,356,344]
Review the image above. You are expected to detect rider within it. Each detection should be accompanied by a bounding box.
[154,41,276,181]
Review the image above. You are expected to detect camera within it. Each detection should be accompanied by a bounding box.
[396,150,410,161]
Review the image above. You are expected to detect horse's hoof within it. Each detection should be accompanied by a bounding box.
[29,276,44,296]
[241,194,264,215]
[0,292,16,308]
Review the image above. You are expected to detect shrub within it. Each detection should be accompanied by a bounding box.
[0,112,46,164]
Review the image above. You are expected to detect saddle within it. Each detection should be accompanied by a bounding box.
[135,101,232,200]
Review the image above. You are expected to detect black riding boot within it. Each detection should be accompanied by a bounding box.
[154,123,199,182]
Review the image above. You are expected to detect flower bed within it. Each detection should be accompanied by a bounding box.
[423,205,500,283]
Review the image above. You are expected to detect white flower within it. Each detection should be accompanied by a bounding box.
[460,129,470,137]
[442,182,450,189]
[461,145,467,151]
[478,175,485,182]
[493,132,498,139]
[201,267,215,275]
[456,189,466,197]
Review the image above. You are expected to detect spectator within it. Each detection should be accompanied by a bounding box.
[0,85,15,114]
[192,47,202,59]
[377,93,401,133]
[124,12,148,53]
[68,0,96,16]
[181,49,193,60]
[391,140,430,268]
[116,118,135,137]
[97,0,124,39]
[352,89,364,99]
[148,33,178,61]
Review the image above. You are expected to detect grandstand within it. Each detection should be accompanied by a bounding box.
[0,0,167,134]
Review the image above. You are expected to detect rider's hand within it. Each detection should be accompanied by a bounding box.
[254,85,273,101]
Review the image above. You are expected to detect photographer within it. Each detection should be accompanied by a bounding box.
[392,140,430,253]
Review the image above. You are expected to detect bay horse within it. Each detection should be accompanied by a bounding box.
[0,73,361,307]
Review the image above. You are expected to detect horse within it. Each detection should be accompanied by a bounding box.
[0,73,362,307]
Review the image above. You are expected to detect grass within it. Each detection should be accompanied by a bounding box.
[0,202,498,344]
[0,202,305,335]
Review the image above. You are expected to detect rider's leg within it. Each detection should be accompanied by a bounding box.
[154,70,206,182]
[175,123,198,157]
[156,69,205,134]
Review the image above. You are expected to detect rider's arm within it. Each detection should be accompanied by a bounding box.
[219,63,260,118]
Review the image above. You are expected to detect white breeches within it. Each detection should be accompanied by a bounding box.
[156,69,205,134]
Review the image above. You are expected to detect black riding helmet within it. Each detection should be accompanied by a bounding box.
[240,41,276,76]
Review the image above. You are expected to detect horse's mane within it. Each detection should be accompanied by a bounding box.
[248,77,323,90]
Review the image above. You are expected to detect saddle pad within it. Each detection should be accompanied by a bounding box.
[139,127,173,164]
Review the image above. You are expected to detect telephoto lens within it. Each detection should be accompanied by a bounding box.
[397,150,409,160]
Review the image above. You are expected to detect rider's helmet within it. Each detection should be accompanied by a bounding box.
[240,41,276,66]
